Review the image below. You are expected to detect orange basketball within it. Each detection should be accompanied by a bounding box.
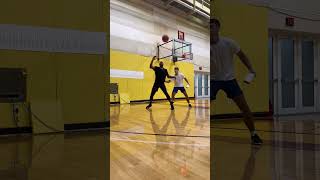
[180,166,188,177]
[162,34,169,42]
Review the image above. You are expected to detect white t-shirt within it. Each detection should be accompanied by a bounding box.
[174,73,185,87]
[211,37,241,81]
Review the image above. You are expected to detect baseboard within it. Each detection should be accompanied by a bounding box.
[64,121,110,131]
[110,97,196,104]
[0,122,110,135]
[211,112,272,120]
[0,127,32,135]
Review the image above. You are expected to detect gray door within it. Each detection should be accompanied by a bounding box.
[271,35,318,115]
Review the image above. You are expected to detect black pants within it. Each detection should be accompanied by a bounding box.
[149,83,171,104]
[211,79,243,100]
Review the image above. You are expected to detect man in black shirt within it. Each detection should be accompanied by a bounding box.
[146,56,175,110]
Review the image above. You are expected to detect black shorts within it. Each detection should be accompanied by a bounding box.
[211,79,243,100]
[173,87,186,93]
[152,83,167,92]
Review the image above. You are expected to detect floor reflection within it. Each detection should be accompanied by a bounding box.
[212,116,320,180]
[2,100,318,180]
[110,100,210,180]
[0,132,108,180]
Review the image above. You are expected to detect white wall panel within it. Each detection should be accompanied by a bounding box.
[110,0,210,72]
[110,69,144,79]
[0,24,107,54]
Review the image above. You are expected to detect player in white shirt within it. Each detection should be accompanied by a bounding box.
[167,67,192,108]
[211,18,263,145]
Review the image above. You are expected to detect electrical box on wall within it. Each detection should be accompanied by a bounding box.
[178,30,185,41]
[110,83,119,103]
[0,68,27,103]
[286,17,295,27]
[110,83,119,94]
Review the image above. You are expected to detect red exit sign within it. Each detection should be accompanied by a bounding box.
[286,17,295,27]
[178,30,185,40]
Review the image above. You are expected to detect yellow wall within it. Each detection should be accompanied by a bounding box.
[0,0,108,132]
[212,0,269,114]
[0,0,105,32]
[110,49,194,102]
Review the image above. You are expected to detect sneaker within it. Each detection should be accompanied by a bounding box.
[170,102,174,110]
[251,134,263,145]
[146,104,152,110]
[188,104,192,108]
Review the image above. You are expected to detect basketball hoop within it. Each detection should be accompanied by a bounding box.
[172,56,178,63]
[157,39,193,63]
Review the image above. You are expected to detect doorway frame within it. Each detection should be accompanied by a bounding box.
[270,32,320,115]
[194,71,210,98]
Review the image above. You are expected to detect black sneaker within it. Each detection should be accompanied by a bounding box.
[170,102,174,110]
[251,134,263,145]
[146,104,152,110]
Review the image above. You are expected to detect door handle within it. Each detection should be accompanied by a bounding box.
[281,79,295,83]
[302,80,315,83]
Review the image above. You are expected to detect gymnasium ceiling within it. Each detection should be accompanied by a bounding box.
[141,0,210,27]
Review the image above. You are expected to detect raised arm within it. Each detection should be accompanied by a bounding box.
[166,70,175,79]
[237,50,255,74]
[149,56,157,69]
[184,77,190,85]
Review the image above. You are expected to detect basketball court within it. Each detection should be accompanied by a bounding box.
[109,0,210,178]
[211,115,320,180]
[210,0,320,178]
[1,0,320,179]
[110,99,210,179]
[109,23,209,171]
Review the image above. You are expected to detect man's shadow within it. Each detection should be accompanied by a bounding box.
[149,110,174,161]
[241,146,262,180]
[149,109,194,176]
[171,109,191,137]
[171,109,194,177]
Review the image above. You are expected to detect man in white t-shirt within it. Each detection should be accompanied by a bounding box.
[168,67,192,108]
[211,18,263,145]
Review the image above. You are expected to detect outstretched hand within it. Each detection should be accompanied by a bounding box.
[250,70,256,77]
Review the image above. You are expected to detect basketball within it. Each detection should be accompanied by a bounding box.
[162,34,169,42]
[182,53,186,58]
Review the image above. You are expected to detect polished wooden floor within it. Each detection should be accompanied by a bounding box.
[211,115,320,180]
[0,132,108,180]
[110,100,210,180]
[0,100,319,180]
[110,99,320,180]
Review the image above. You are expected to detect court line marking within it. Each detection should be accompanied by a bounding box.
[110,130,210,138]
[113,101,210,109]
[156,103,209,109]
[110,137,209,147]
[211,126,320,136]
[212,135,320,150]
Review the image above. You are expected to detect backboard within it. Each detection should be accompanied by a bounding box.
[157,38,193,63]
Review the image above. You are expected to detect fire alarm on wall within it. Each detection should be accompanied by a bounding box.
[178,31,185,40]
[286,17,295,27]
